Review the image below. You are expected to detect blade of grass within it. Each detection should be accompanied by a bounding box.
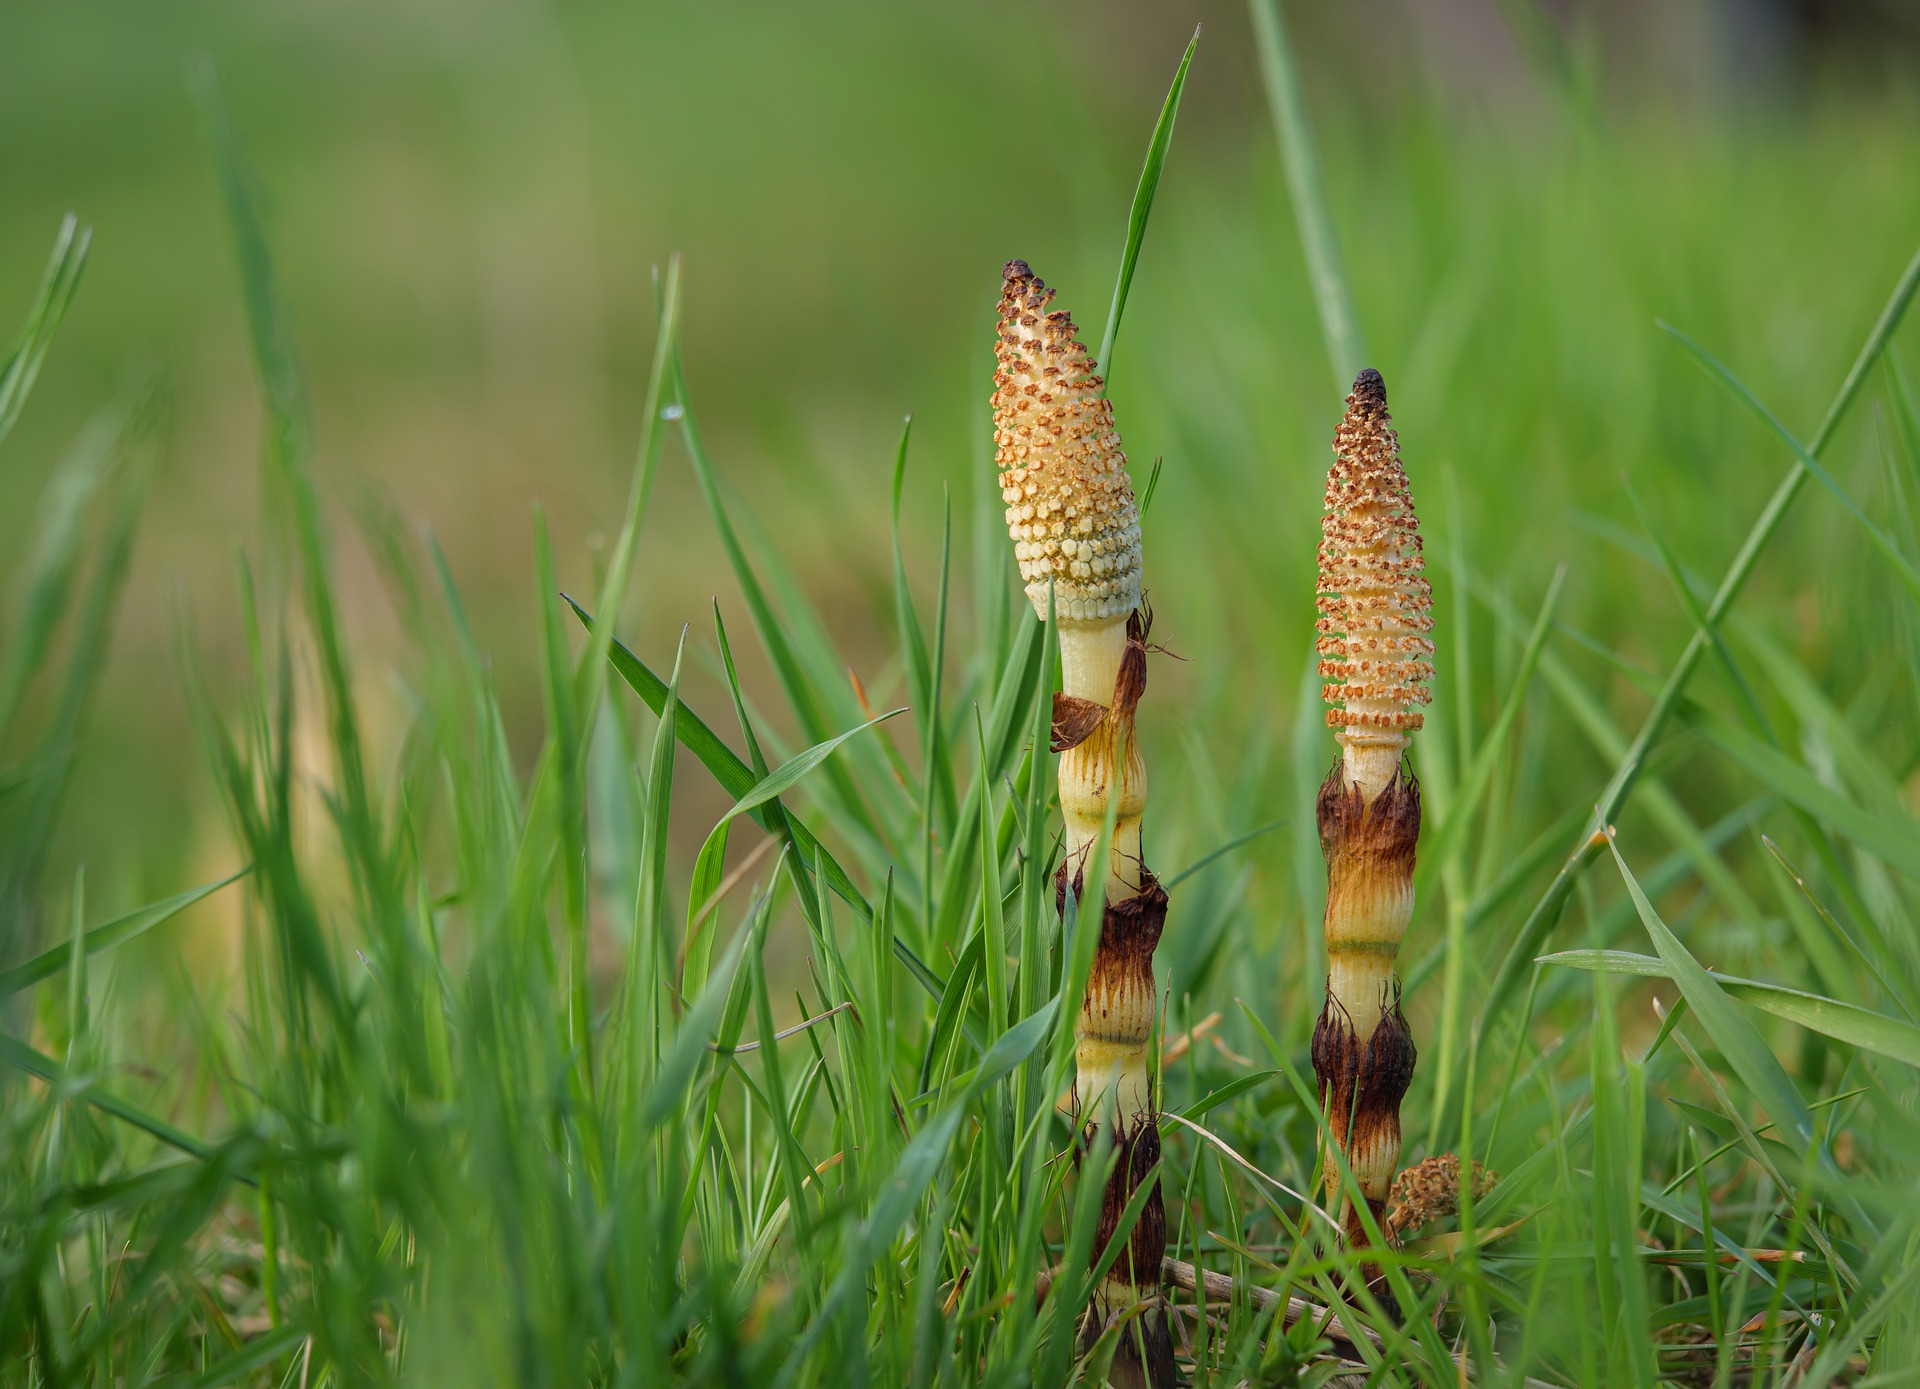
[1539,951,1920,1068]
[1160,818,1287,892]
[1662,320,1920,604]
[0,1035,242,1178]
[572,596,946,999]
[1480,240,1920,1027]
[575,255,683,713]
[1096,25,1199,386]
[0,213,90,448]
[0,869,250,997]
[1248,0,1367,388]
[1604,830,1873,1241]
[0,397,137,742]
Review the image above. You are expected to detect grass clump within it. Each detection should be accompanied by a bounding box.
[5,26,1920,1389]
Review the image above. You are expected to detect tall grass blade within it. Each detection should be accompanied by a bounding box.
[1248,0,1367,387]
[1481,240,1920,1026]
[1539,950,1920,1067]
[576,255,683,711]
[1662,319,1920,604]
[1096,26,1199,385]
[0,214,90,448]
[1603,834,1846,1209]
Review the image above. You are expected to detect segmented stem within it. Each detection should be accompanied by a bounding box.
[995,260,1171,1387]
[1313,369,1431,1295]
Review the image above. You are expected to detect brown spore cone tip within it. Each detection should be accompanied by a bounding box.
[992,260,1143,625]
[1316,367,1434,754]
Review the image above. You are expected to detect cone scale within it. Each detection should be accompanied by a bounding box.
[994,260,1172,1389]
[1312,369,1433,1296]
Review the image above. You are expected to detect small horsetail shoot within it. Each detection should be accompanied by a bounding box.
[994,259,1171,1388]
[1312,367,1432,1297]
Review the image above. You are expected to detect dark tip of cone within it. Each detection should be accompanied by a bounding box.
[1351,368,1387,408]
[1003,259,1034,284]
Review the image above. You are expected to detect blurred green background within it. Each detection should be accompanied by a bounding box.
[5,0,1920,944]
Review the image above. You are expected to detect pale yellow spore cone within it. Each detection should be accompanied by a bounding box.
[992,260,1143,628]
[1317,368,1434,801]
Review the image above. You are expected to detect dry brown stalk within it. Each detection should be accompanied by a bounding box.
[994,259,1171,1389]
[1312,368,1433,1301]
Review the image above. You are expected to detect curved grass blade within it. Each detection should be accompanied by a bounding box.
[1480,240,1920,1027]
[0,214,90,448]
[1161,818,1287,892]
[1097,26,1199,386]
[1662,319,1920,604]
[570,596,946,999]
[1539,950,1920,1068]
[732,707,904,819]
[1605,835,1816,1153]
[1680,698,1920,882]
[0,1034,241,1178]
[1602,831,1875,1247]
[1176,1070,1280,1121]
[681,706,904,973]
[0,868,250,997]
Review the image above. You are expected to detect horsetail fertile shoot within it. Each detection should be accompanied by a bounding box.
[994,259,1171,1388]
[1313,367,1432,1292]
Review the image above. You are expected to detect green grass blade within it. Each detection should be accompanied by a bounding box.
[1096,25,1199,386]
[1680,698,1920,882]
[0,214,90,449]
[0,869,249,997]
[0,396,141,742]
[0,1034,239,1176]
[642,921,752,1133]
[1160,817,1287,892]
[1480,240,1920,1026]
[919,927,986,1097]
[1604,834,1819,1158]
[1248,0,1367,388]
[573,597,947,1002]
[729,707,905,821]
[535,509,592,1086]
[1175,1071,1280,1120]
[890,414,934,748]
[1662,319,1920,604]
[576,255,683,713]
[1540,950,1920,1068]
[974,712,1007,1041]
[931,607,1045,948]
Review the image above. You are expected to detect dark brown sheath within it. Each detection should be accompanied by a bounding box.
[1312,760,1421,1301]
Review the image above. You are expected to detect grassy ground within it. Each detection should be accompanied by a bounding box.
[5,6,1920,1385]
